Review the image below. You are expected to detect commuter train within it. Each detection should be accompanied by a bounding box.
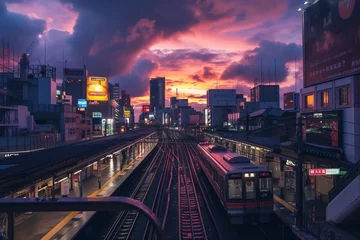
[197,142,273,224]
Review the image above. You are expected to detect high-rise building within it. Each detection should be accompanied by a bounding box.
[120,90,131,108]
[150,77,165,111]
[109,83,120,101]
[62,67,87,107]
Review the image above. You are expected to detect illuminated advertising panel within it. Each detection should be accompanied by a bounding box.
[77,99,87,108]
[124,110,131,118]
[86,76,108,101]
[284,92,294,109]
[309,168,340,176]
[142,105,150,113]
[304,0,360,87]
[302,111,341,147]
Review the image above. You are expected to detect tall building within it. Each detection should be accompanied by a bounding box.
[150,77,165,111]
[62,67,87,107]
[109,83,120,100]
[120,90,131,108]
[206,89,237,127]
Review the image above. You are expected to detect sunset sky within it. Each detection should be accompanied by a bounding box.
[1,0,304,118]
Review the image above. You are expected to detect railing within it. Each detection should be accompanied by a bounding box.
[329,160,360,202]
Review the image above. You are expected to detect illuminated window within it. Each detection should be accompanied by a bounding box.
[339,87,350,106]
[305,94,314,109]
[321,91,329,107]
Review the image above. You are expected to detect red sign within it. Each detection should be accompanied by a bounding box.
[309,169,326,176]
[142,105,150,113]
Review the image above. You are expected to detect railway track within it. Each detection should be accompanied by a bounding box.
[177,141,208,240]
[103,143,165,240]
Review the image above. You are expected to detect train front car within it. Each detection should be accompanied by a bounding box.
[197,142,274,225]
[227,168,273,224]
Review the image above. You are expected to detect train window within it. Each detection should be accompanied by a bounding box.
[245,180,256,199]
[259,178,272,192]
[228,179,242,199]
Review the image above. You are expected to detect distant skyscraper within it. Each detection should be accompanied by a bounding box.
[120,90,131,108]
[150,77,165,111]
[110,83,120,101]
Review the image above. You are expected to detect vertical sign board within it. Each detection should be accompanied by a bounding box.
[61,178,70,196]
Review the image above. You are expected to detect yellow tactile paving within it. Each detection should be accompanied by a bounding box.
[41,159,137,240]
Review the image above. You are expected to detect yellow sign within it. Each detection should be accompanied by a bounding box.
[86,76,108,101]
[124,110,131,118]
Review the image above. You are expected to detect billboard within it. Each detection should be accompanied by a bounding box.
[304,0,360,87]
[77,99,87,108]
[302,111,341,147]
[124,110,131,118]
[86,76,108,101]
[142,105,150,113]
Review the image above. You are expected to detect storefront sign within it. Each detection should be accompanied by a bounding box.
[286,160,297,167]
[309,168,340,176]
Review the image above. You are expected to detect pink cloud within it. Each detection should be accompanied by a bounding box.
[6,0,78,33]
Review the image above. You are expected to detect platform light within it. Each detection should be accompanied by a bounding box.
[297,7,302,11]
[73,170,82,175]
[55,177,68,184]
[37,186,48,192]
[304,1,309,4]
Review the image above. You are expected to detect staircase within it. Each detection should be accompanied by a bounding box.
[326,160,360,224]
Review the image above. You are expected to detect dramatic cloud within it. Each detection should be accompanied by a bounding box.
[203,66,217,79]
[221,40,302,84]
[110,58,159,97]
[0,1,45,55]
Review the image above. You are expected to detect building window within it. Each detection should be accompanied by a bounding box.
[339,87,350,106]
[321,91,329,107]
[305,94,314,109]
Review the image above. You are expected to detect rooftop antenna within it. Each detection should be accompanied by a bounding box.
[274,58,277,85]
[295,56,297,92]
[176,88,178,98]
[260,57,263,85]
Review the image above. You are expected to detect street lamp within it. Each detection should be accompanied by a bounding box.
[38,33,47,66]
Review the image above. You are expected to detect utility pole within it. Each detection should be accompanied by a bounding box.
[296,114,304,229]
[245,107,249,140]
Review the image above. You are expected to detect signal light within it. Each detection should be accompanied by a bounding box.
[260,172,270,177]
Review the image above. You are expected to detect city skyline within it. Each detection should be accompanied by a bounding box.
[2,0,303,118]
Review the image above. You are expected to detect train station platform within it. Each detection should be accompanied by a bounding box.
[0,129,155,199]
[200,131,358,240]
[13,140,158,240]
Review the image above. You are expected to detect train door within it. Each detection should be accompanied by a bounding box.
[242,178,258,218]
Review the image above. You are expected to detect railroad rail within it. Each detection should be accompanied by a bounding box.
[178,141,207,240]
[103,144,164,240]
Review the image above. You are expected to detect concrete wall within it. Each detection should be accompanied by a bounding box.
[300,75,360,164]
